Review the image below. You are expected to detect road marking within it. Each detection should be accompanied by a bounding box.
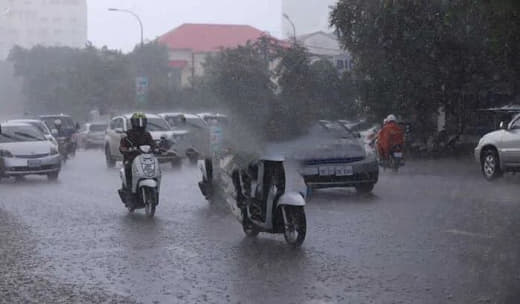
[444,229,494,239]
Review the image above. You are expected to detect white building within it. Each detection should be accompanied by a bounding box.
[0,0,88,60]
[297,31,352,72]
[282,0,337,39]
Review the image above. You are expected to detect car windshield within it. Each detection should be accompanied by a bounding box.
[89,124,107,132]
[41,117,74,129]
[313,121,355,140]
[165,116,186,128]
[0,125,46,143]
[128,117,170,132]
[10,121,50,135]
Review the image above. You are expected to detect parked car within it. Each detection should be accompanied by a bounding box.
[7,119,58,146]
[474,113,520,180]
[0,122,61,180]
[79,122,108,149]
[104,113,180,168]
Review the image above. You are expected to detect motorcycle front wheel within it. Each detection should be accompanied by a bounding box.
[142,187,157,218]
[283,206,306,247]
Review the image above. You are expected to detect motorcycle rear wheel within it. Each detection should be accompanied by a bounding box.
[242,219,260,237]
[390,157,400,172]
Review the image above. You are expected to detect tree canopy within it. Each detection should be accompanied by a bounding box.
[331,0,520,134]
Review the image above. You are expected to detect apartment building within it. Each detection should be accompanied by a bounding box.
[0,0,87,59]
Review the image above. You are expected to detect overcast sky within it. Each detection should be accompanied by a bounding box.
[88,0,282,52]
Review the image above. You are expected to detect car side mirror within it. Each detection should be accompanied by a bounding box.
[75,123,80,130]
[499,121,507,130]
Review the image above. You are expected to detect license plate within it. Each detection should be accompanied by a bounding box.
[319,166,335,176]
[393,152,403,158]
[319,166,353,176]
[27,160,42,167]
[336,166,353,176]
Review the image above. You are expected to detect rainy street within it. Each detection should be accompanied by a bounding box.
[0,150,519,304]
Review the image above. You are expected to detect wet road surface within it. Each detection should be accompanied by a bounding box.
[1,150,520,303]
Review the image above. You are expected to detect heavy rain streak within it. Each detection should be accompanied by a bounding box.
[1,0,520,303]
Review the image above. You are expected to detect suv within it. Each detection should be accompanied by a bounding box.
[104,114,180,168]
[475,113,520,180]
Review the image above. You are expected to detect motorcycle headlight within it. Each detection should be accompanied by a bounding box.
[142,163,155,177]
[50,147,59,155]
[0,150,13,158]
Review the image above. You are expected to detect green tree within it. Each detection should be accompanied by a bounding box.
[331,0,520,136]
[200,37,278,140]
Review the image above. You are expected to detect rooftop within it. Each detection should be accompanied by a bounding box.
[158,23,271,53]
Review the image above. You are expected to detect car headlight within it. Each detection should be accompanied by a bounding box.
[0,150,13,158]
[50,147,59,155]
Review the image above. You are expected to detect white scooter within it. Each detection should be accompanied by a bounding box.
[199,156,307,247]
[118,145,161,217]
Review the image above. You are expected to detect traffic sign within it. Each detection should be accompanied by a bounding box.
[136,76,148,106]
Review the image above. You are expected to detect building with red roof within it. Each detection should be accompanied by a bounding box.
[158,23,277,87]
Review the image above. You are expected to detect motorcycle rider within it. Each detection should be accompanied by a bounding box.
[377,114,405,160]
[119,112,157,192]
[54,119,65,137]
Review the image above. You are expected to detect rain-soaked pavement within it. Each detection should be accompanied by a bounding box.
[1,150,520,304]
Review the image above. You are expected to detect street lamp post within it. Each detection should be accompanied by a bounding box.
[108,8,147,107]
[283,13,297,42]
[108,8,144,48]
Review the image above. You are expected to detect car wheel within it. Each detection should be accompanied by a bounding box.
[47,171,59,181]
[481,149,502,181]
[355,183,375,194]
[105,145,116,168]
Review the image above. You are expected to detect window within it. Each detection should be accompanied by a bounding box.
[115,118,124,130]
[109,118,120,130]
[511,118,520,129]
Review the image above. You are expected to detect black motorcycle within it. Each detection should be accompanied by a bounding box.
[57,136,76,163]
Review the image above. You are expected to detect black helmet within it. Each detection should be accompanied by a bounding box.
[130,112,147,131]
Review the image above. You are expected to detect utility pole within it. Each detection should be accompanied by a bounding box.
[108,8,147,107]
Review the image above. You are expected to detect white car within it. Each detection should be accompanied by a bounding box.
[79,122,108,149]
[104,114,180,168]
[158,112,209,162]
[0,122,61,180]
[474,113,520,180]
[8,119,58,146]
